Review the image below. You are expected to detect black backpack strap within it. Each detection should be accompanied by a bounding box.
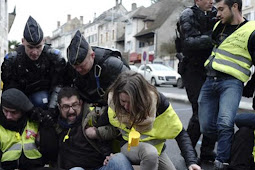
[92,46,112,65]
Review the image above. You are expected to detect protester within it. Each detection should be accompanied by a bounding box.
[226,113,255,170]
[1,16,66,110]
[177,0,218,162]
[107,71,201,170]
[55,87,133,170]
[197,0,255,169]
[0,88,52,170]
[64,30,129,107]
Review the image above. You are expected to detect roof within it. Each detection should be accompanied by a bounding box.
[134,0,184,37]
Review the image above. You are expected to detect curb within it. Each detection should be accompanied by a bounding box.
[162,92,254,111]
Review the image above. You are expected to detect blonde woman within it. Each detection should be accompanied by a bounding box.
[107,71,201,170]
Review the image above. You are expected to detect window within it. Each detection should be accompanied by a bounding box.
[126,24,132,35]
[139,42,145,48]
[112,30,115,40]
[94,34,97,42]
[244,13,251,20]
[244,0,251,7]
[101,34,103,43]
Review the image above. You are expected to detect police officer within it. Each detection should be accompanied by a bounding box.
[1,16,66,111]
[64,30,129,106]
[177,0,217,162]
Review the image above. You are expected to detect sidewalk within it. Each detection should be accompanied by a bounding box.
[162,92,254,111]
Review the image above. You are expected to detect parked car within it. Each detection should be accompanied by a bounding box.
[129,65,139,72]
[137,64,183,88]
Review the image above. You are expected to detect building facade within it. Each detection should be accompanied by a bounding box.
[51,15,84,60]
[243,0,255,20]
[0,0,8,64]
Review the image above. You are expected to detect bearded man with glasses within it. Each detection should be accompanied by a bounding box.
[54,87,132,170]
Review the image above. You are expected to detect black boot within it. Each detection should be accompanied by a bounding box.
[200,135,216,162]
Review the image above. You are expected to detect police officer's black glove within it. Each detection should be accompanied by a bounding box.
[40,110,56,127]
[28,107,44,122]
[28,107,55,127]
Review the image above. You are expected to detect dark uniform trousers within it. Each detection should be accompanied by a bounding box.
[182,61,215,155]
[228,127,255,170]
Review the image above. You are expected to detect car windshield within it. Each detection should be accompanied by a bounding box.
[152,64,173,71]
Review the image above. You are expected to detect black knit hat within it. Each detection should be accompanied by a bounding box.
[23,16,44,45]
[67,30,89,65]
[1,88,34,112]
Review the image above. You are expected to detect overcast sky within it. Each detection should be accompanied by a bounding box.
[8,0,151,42]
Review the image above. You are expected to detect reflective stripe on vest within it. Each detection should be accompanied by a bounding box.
[0,120,42,162]
[108,104,183,155]
[205,21,255,82]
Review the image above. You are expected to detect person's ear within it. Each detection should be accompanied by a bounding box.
[232,2,238,10]
[57,104,61,111]
[79,100,83,105]
[90,51,95,59]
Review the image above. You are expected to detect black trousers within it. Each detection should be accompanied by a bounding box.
[181,62,215,152]
[229,127,255,170]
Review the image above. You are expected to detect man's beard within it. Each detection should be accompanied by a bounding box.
[66,112,78,124]
[225,11,234,24]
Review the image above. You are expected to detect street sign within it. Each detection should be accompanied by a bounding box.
[143,51,147,61]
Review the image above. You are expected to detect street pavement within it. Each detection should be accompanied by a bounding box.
[160,87,254,111]
[155,86,254,170]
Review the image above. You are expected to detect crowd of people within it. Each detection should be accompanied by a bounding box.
[0,0,255,170]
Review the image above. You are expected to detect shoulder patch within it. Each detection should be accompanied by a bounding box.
[47,48,61,56]
[5,51,17,59]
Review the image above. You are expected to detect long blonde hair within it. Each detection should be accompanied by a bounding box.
[107,71,159,126]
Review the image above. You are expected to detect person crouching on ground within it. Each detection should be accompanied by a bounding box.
[107,71,201,170]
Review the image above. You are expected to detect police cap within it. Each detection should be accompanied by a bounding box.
[67,30,89,65]
[1,88,34,113]
[23,16,44,45]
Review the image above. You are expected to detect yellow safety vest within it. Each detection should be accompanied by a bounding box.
[204,21,255,82]
[0,120,42,162]
[108,104,183,155]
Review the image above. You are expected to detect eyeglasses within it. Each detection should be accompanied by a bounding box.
[60,102,80,112]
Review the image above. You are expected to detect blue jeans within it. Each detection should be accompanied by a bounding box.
[198,77,243,163]
[97,153,133,170]
[69,153,133,170]
[235,113,255,128]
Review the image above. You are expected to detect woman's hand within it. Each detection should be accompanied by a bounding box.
[85,127,98,139]
[103,153,114,166]
[188,164,201,170]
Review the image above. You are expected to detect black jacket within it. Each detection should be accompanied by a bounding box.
[1,45,66,97]
[179,5,217,66]
[64,46,129,106]
[157,93,198,167]
[56,104,118,170]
